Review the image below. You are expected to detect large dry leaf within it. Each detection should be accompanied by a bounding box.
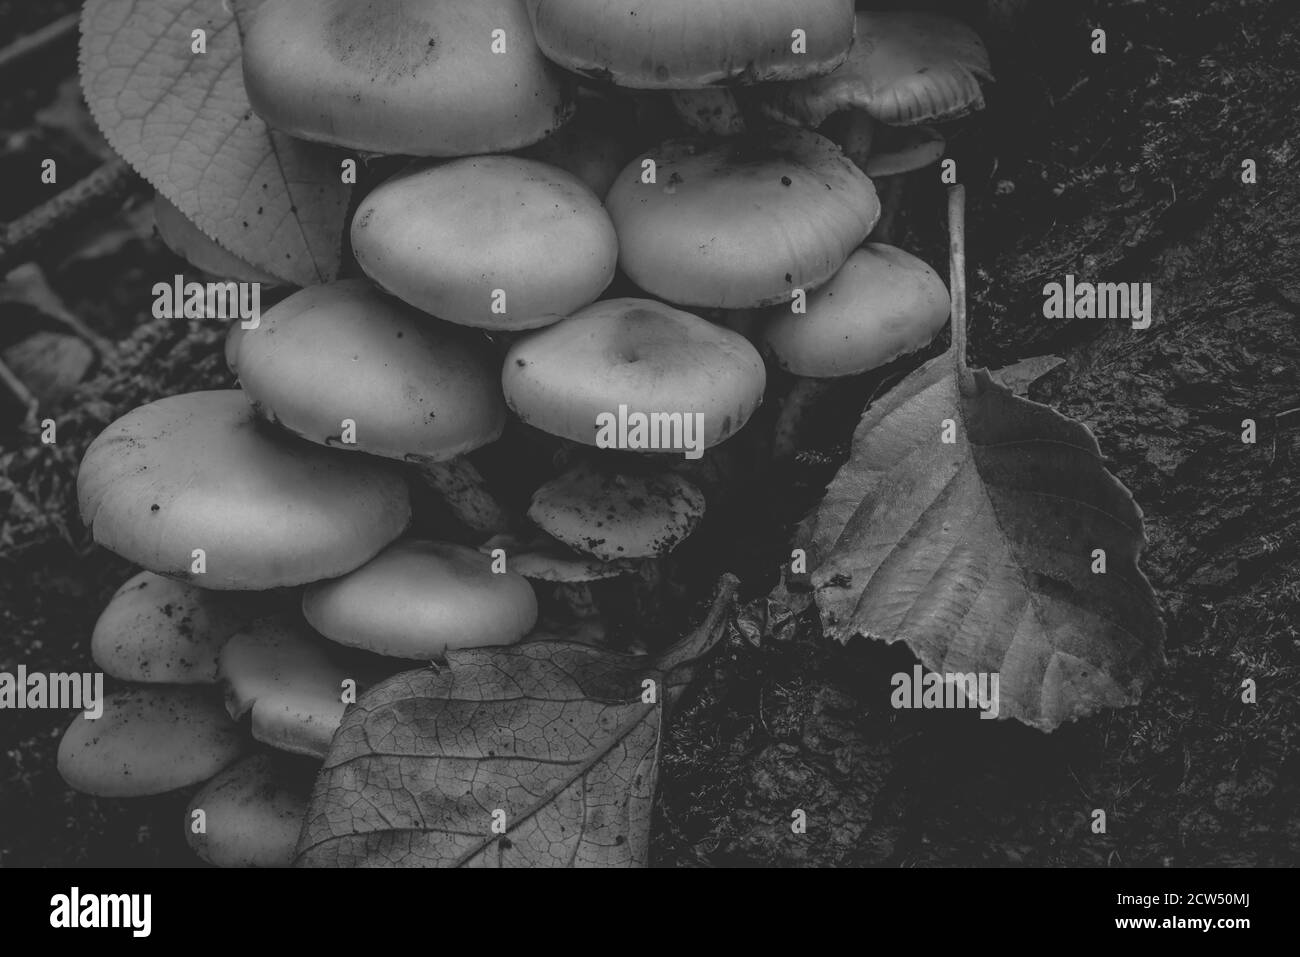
[807,193,1163,731]
[295,576,738,868]
[80,0,349,286]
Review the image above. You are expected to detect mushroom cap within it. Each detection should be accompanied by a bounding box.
[77,391,411,590]
[528,463,706,560]
[220,616,388,758]
[761,243,951,378]
[236,280,506,464]
[91,570,287,684]
[58,686,247,797]
[242,0,574,156]
[864,125,946,177]
[761,11,993,129]
[502,297,766,450]
[522,618,613,649]
[524,0,856,89]
[154,195,281,285]
[185,752,315,868]
[224,320,245,375]
[605,129,879,309]
[480,532,640,582]
[302,540,538,658]
[352,156,618,330]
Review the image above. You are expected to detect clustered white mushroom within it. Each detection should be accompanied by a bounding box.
[58,0,991,867]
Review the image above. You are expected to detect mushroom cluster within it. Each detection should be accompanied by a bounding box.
[59,0,991,866]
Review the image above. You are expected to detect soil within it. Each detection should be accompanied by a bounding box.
[2,0,1298,867]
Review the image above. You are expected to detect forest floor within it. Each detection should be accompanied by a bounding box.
[2,0,1298,867]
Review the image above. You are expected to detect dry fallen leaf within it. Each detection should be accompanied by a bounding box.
[806,189,1164,730]
[295,575,738,868]
[80,0,350,286]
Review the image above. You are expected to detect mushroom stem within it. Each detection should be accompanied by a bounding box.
[627,557,668,624]
[838,111,875,170]
[669,89,747,136]
[869,173,908,245]
[553,581,600,619]
[772,375,837,460]
[412,457,510,538]
[714,308,762,342]
[948,184,972,388]
[838,112,907,243]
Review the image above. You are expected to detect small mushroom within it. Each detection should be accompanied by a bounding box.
[528,461,706,562]
[604,128,879,309]
[761,243,951,458]
[242,0,574,155]
[480,530,639,625]
[351,156,618,331]
[524,0,856,88]
[758,11,991,240]
[233,279,509,535]
[58,686,248,798]
[153,194,281,286]
[220,616,392,759]
[91,570,289,684]
[761,12,993,131]
[302,540,538,659]
[861,125,947,242]
[523,619,619,651]
[479,531,640,583]
[77,390,411,589]
[185,752,315,868]
[862,125,947,179]
[502,297,766,452]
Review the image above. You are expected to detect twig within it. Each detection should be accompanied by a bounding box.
[2,263,115,359]
[948,184,972,388]
[0,158,146,275]
[0,12,79,77]
[0,356,39,428]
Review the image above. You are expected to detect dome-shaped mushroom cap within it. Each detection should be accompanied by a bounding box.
[502,298,766,450]
[154,195,281,285]
[524,0,856,89]
[58,686,247,797]
[761,243,951,378]
[352,156,618,331]
[302,540,538,659]
[242,0,574,156]
[605,129,879,309]
[236,280,506,464]
[77,391,411,590]
[91,570,287,684]
[220,616,389,759]
[185,752,314,868]
[528,464,706,561]
[761,11,993,129]
[480,533,640,582]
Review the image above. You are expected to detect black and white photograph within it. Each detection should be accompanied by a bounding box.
[0,0,1293,930]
